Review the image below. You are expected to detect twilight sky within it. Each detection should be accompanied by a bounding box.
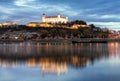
[0,0,120,30]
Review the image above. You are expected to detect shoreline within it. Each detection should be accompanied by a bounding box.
[0,38,120,43]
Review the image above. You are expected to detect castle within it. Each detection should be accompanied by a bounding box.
[27,13,89,29]
[42,14,68,23]
[27,14,68,28]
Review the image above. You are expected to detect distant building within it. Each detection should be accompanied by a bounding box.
[38,22,53,27]
[71,24,89,29]
[93,27,102,32]
[102,28,109,32]
[42,13,68,23]
[0,21,18,28]
[2,22,17,26]
[0,23,2,27]
[27,22,53,27]
[27,22,39,27]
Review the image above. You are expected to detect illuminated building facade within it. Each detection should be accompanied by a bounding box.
[0,22,17,27]
[42,14,68,23]
[27,22,53,27]
[71,24,89,29]
[27,22,39,27]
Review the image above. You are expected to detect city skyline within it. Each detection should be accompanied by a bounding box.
[0,0,120,30]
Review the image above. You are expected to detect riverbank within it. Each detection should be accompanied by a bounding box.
[0,38,120,43]
[71,38,120,43]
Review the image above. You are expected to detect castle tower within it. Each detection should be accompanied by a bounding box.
[42,13,46,22]
[57,13,61,18]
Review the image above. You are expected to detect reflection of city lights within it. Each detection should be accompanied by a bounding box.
[19,42,23,46]
[0,55,90,76]
[42,62,68,76]
[108,42,120,56]
[14,44,18,53]
[96,43,99,47]
[0,59,17,68]
[89,43,92,47]
[26,42,31,54]
[71,56,79,65]
[1,42,117,76]
[36,42,40,47]
[46,43,49,47]
[108,43,114,54]
[111,43,114,47]
[36,43,40,53]
[80,43,83,47]
[27,58,68,75]
[3,43,6,46]
[27,42,31,47]
[27,58,36,67]
[115,42,119,48]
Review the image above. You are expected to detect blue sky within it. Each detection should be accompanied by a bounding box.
[0,0,120,30]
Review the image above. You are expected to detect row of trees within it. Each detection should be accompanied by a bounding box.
[38,27,108,39]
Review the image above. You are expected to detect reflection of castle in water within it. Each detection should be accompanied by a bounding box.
[0,54,96,76]
[0,42,117,76]
[41,62,68,75]
[26,57,88,75]
[27,58,68,75]
[0,56,89,75]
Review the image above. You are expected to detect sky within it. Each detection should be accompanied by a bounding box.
[0,0,120,30]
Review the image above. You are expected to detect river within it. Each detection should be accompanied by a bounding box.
[0,42,120,81]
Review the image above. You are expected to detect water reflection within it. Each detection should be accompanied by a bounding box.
[108,42,120,56]
[0,56,90,74]
[0,42,120,77]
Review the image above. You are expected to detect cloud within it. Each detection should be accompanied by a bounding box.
[88,22,120,30]
[14,0,36,7]
[0,0,120,30]
[0,15,9,20]
[88,14,120,19]
[14,0,79,16]
[0,6,15,14]
[100,15,120,19]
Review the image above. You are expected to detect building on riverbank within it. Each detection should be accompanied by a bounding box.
[26,22,39,27]
[0,23,2,27]
[70,24,90,29]
[42,13,68,24]
[27,22,53,27]
[26,13,91,29]
[0,22,18,27]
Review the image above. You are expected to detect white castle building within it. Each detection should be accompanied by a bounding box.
[42,14,68,23]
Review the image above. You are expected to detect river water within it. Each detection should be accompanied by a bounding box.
[0,42,120,81]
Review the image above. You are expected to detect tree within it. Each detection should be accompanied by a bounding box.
[71,20,87,25]
[89,24,96,28]
[40,30,49,39]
